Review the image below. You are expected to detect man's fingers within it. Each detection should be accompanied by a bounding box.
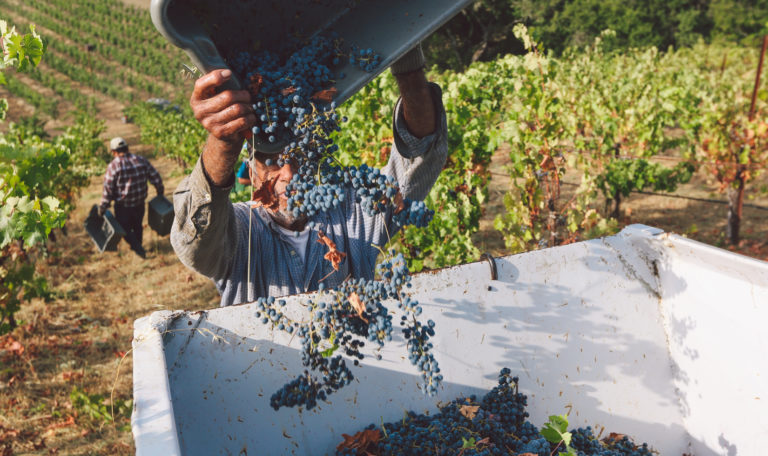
[194,90,253,120]
[207,113,257,140]
[192,69,235,101]
[201,103,255,133]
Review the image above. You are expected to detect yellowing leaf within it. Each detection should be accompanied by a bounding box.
[348,292,367,323]
[459,404,480,420]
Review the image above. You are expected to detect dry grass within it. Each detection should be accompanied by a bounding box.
[0,156,218,455]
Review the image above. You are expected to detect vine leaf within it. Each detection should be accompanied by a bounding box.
[336,429,381,454]
[317,231,346,271]
[541,414,572,447]
[348,292,368,323]
[311,87,337,103]
[250,177,280,211]
[459,404,480,420]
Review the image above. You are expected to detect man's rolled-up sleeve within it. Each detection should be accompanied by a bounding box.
[383,82,448,202]
[170,157,237,281]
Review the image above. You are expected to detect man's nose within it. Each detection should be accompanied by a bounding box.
[278,162,294,180]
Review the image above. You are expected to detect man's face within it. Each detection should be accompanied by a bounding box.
[249,152,307,230]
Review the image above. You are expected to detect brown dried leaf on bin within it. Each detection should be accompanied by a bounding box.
[348,292,368,323]
[317,231,346,271]
[336,428,381,454]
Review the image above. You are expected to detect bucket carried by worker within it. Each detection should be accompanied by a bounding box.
[84,205,126,252]
[147,195,174,236]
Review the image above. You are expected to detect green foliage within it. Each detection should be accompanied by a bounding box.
[0,21,46,73]
[125,102,206,169]
[335,64,503,271]
[0,25,101,333]
[70,386,132,427]
[427,0,766,71]
[541,414,578,456]
[0,20,47,119]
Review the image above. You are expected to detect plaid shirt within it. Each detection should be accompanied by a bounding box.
[99,153,164,211]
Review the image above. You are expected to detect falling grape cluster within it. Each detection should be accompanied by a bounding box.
[228,35,440,409]
[257,252,440,410]
[337,369,656,456]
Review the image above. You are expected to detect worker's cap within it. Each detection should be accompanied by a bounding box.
[110,137,128,150]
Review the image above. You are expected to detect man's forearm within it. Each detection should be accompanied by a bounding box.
[395,69,436,138]
[201,134,242,186]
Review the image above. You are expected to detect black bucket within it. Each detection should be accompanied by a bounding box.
[148,195,174,236]
[85,205,126,252]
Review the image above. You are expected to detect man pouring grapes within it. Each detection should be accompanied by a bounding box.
[171,43,448,307]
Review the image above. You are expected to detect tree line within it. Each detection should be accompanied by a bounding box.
[426,0,768,70]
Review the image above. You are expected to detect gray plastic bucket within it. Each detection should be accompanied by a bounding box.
[149,0,473,152]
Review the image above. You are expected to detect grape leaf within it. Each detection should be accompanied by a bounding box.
[250,177,280,211]
[311,87,338,103]
[336,429,381,454]
[348,292,368,323]
[459,404,480,420]
[540,414,572,447]
[317,231,346,270]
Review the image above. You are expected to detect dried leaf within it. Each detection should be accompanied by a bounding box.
[459,404,480,420]
[281,86,297,96]
[45,416,74,431]
[348,292,368,323]
[602,432,627,444]
[393,191,406,215]
[336,429,381,453]
[317,231,346,271]
[248,73,264,96]
[61,371,83,382]
[311,87,338,103]
[251,178,280,211]
[2,337,24,357]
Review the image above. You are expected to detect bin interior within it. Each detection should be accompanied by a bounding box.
[131,225,768,456]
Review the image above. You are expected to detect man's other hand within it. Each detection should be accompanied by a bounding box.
[190,69,256,143]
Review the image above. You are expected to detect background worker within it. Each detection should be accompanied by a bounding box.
[98,137,164,259]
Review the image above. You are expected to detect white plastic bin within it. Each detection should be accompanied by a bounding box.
[131,225,768,455]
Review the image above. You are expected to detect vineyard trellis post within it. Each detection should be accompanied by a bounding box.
[727,35,768,245]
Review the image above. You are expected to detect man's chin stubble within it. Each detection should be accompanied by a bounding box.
[268,209,308,231]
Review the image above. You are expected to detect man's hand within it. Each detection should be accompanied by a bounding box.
[97,206,106,217]
[191,69,256,186]
[191,69,255,142]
